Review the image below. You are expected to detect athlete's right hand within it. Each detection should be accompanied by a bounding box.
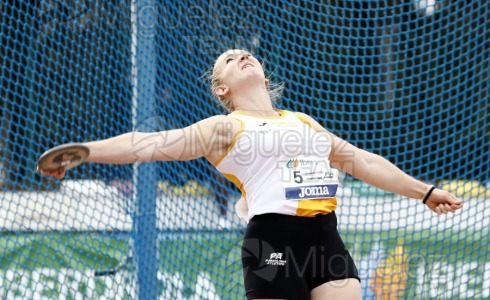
[37,166,67,180]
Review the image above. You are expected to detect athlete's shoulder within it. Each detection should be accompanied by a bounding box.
[287,111,331,133]
[195,114,243,135]
[198,114,242,125]
[288,111,315,124]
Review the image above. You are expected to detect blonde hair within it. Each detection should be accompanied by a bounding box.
[204,51,284,112]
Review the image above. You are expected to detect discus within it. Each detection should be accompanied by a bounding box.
[37,143,90,171]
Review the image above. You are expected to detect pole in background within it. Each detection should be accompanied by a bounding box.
[131,1,158,299]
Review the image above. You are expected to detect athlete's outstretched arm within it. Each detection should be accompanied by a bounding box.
[295,112,462,214]
[38,115,241,179]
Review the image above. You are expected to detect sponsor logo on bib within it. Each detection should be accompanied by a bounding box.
[285,184,338,200]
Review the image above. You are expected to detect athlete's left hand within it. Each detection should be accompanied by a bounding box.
[424,188,463,214]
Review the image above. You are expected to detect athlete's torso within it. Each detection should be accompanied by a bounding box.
[215,110,339,222]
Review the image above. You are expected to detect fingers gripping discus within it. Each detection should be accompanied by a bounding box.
[37,143,90,171]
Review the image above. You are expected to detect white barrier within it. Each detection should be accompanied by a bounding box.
[0,180,488,232]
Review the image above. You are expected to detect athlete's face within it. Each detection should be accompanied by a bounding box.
[213,49,268,99]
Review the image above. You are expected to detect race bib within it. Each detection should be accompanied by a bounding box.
[278,156,339,200]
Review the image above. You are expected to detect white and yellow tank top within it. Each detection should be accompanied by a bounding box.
[215,110,339,222]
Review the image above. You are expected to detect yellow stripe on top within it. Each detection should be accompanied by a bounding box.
[221,172,246,198]
[293,112,313,127]
[293,111,337,216]
[296,198,337,217]
[213,117,245,167]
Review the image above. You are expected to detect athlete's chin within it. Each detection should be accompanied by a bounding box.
[238,72,267,85]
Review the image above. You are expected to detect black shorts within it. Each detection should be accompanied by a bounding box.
[241,212,359,300]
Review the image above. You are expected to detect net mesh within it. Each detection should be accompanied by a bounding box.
[1,1,489,299]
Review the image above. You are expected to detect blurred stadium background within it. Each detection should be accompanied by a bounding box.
[1,1,489,299]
